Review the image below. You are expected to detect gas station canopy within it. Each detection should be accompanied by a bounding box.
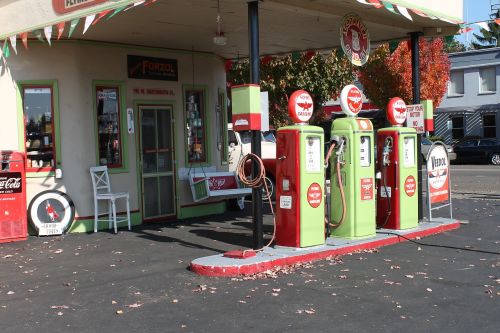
[0,0,463,59]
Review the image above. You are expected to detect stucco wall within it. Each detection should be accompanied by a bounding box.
[0,40,227,221]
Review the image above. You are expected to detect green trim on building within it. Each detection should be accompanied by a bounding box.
[92,80,129,174]
[178,202,226,219]
[218,88,229,165]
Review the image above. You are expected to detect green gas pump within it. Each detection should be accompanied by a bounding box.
[329,85,376,239]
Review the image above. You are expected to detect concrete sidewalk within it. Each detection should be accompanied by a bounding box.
[0,197,499,332]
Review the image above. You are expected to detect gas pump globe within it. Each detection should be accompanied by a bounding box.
[376,97,418,230]
[329,85,376,239]
[275,90,325,248]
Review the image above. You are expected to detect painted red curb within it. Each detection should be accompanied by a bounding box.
[190,221,460,277]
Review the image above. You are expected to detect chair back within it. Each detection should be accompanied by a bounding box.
[90,166,112,195]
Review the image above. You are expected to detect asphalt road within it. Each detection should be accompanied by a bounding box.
[0,165,498,333]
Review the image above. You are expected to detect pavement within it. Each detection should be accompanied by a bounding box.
[0,195,499,332]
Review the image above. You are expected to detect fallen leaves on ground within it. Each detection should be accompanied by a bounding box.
[296,308,316,315]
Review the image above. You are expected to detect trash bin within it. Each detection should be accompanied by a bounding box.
[0,151,27,243]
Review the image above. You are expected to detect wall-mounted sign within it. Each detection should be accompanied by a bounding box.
[406,104,425,133]
[28,190,75,236]
[128,55,178,81]
[340,13,370,67]
[52,0,107,14]
[132,88,175,96]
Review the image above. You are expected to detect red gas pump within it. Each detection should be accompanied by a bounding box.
[376,98,418,230]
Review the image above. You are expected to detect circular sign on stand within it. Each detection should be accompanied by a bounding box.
[340,85,363,117]
[340,13,370,67]
[28,190,75,236]
[387,97,407,126]
[288,90,314,123]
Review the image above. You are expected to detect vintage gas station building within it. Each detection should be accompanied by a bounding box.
[0,0,462,235]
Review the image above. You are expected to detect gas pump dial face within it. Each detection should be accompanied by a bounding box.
[387,97,407,126]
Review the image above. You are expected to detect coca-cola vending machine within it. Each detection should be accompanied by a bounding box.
[0,151,27,243]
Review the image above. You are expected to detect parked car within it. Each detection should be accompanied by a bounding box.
[421,137,456,161]
[228,124,277,200]
[453,138,500,165]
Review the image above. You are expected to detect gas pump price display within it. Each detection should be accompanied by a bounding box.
[288,90,314,123]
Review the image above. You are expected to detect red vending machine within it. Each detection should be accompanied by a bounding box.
[0,151,27,243]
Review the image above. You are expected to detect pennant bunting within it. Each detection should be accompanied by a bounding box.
[44,26,53,46]
[124,1,145,11]
[495,18,500,25]
[9,35,17,55]
[68,18,80,38]
[83,14,96,34]
[356,0,371,5]
[367,0,383,8]
[107,5,127,19]
[476,21,491,32]
[410,8,428,18]
[144,0,158,6]
[33,30,45,43]
[57,22,65,40]
[92,10,111,25]
[396,6,413,21]
[381,1,398,15]
[459,27,473,34]
[20,32,28,49]
[2,41,10,58]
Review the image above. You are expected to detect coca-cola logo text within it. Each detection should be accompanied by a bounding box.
[0,172,22,194]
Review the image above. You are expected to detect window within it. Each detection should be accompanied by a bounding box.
[449,70,464,95]
[479,67,496,93]
[184,87,207,163]
[95,86,123,168]
[457,139,477,148]
[22,85,56,171]
[451,116,464,140]
[479,139,496,146]
[483,114,497,138]
[228,130,238,146]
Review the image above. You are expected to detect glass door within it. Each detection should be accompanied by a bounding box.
[139,105,176,220]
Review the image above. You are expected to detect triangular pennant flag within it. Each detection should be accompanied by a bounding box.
[92,10,111,25]
[44,26,53,46]
[124,0,145,11]
[83,14,96,34]
[9,35,17,55]
[381,1,398,15]
[367,0,383,8]
[410,8,428,18]
[33,30,45,43]
[68,18,80,38]
[495,18,500,25]
[356,0,371,5]
[57,22,65,40]
[2,41,10,58]
[459,27,473,34]
[20,32,28,49]
[396,5,413,21]
[144,0,158,6]
[476,21,491,32]
[107,5,127,19]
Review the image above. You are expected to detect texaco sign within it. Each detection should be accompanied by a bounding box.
[340,13,370,66]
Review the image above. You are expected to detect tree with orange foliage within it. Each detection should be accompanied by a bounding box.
[358,38,450,109]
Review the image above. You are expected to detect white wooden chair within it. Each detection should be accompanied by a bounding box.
[89,166,131,233]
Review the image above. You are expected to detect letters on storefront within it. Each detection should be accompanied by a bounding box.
[127,55,178,81]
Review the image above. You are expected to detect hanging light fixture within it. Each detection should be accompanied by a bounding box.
[213,0,227,46]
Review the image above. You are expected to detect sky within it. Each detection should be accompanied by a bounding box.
[457,0,498,46]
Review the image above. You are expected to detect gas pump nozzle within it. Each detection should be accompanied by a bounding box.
[382,137,393,166]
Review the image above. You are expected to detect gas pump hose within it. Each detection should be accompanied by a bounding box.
[236,153,276,253]
[324,143,346,229]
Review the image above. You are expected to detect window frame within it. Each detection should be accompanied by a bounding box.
[92,81,128,173]
[448,69,465,96]
[183,85,209,165]
[18,81,61,177]
[483,113,497,138]
[478,66,496,94]
[217,88,228,165]
[451,116,465,140]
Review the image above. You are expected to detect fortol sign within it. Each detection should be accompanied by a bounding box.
[426,144,450,204]
[340,13,370,66]
[288,90,314,123]
[52,0,107,14]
